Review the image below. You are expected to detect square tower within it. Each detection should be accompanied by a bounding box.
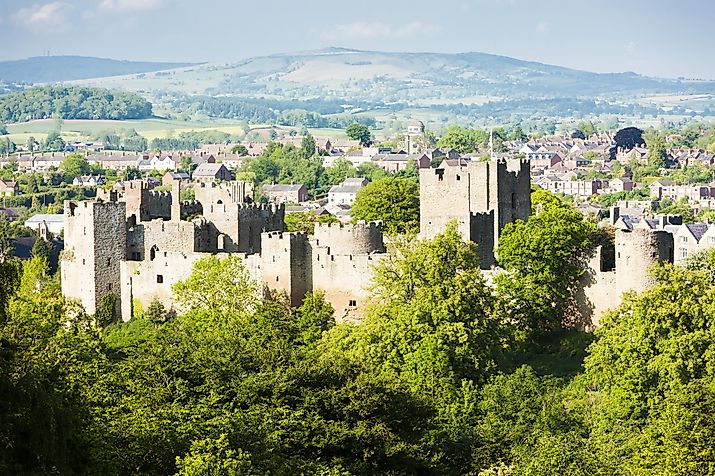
[61,200,127,316]
[419,159,531,268]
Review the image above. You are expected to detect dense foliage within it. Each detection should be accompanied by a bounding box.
[1,197,714,474]
[350,177,420,235]
[0,85,152,123]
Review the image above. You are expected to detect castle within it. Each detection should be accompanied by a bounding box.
[61,159,677,328]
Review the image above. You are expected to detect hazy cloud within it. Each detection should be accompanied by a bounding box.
[625,40,638,54]
[324,20,438,40]
[535,21,549,34]
[100,0,164,12]
[12,2,73,31]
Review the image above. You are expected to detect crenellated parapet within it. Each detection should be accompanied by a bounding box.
[313,220,385,256]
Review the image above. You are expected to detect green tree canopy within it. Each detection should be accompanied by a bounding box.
[60,153,90,179]
[345,123,372,146]
[351,177,419,235]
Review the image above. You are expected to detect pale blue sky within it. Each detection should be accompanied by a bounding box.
[1,0,713,79]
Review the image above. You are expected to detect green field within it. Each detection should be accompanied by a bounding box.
[5,118,350,145]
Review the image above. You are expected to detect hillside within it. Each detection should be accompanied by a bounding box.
[80,48,714,100]
[71,48,715,123]
[0,56,197,84]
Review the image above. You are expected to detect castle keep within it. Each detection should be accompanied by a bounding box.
[63,159,677,328]
[419,159,531,268]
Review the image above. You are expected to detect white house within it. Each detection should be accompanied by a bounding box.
[24,214,65,236]
[328,177,368,206]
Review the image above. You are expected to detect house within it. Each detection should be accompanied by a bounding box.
[526,152,562,169]
[650,181,714,202]
[192,163,232,182]
[262,184,308,204]
[0,207,19,222]
[24,214,65,235]
[607,177,633,193]
[674,223,710,264]
[162,171,190,187]
[72,175,105,187]
[138,155,176,172]
[328,178,368,206]
[373,153,430,173]
[0,179,19,196]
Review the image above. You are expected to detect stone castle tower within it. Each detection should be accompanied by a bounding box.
[419,159,531,268]
[61,200,127,315]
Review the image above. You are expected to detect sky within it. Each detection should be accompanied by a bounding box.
[0,0,713,79]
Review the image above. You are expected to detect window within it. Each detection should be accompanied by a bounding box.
[157,275,163,283]
[106,257,111,267]
[680,248,688,259]
[680,236,688,243]
[107,283,112,291]
[348,300,357,307]
[275,276,279,282]
[82,258,85,265]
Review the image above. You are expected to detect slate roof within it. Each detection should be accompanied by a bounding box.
[262,184,305,192]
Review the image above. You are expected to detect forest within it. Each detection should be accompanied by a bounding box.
[0,86,153,123]
[1,191,713,475]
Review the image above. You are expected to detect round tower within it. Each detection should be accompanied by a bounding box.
[313,221,385,255]
[615,228,674,296]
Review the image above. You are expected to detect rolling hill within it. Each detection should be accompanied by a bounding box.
[0,56,198,83]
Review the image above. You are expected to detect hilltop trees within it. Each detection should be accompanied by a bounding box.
[0,85,152,123]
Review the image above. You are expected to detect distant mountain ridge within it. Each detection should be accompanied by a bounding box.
[0,56,198,83]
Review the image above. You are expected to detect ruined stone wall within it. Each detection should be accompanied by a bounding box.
[310,245,384,323]
[201,202,284,253]
[123,180,172,221]
[419,166,473,240]
[469,211,496,268]
[194,180,254,206]
[119,251,221,321]
[313,221,385,256]
[259,231,312,306]
[126,218,214,262]
[579,247,618,330]
[62,200,126,315]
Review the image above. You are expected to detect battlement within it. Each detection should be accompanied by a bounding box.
[65,199,126,219]
[195,180,254,206]
[313,220,385,255]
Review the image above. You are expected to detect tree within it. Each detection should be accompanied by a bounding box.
[31,236,51,261]
[576,120,597,137]
[437,125,487,153]
[26,136,37,153]
[346,123,372,146]
[324,157,356,186]
[172,255,259,319]
[300,133,316,159]
[495,201,595,334]
[284,211,338,233]
[644,130,667,169]
[230,144,248,155]
[351,177,419,235]
[613,127,644,151]
[60,153,90,179]
[44,131,65,151]
[179,155,193,173]
[356,162,388,182]
[0,123,7,135]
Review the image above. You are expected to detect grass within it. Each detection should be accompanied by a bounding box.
[5,118,354,146]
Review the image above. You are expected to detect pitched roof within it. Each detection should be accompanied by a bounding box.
[193,163,227,177]
[262,184,305,192]
[685,223,710,242]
